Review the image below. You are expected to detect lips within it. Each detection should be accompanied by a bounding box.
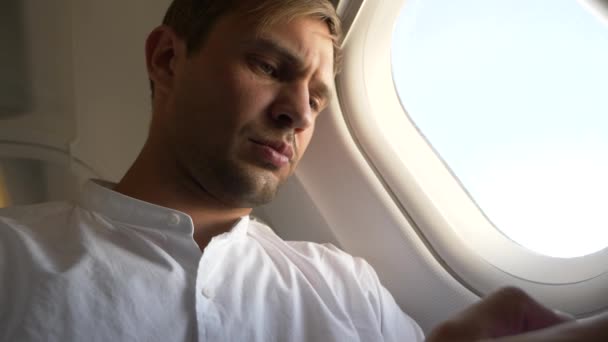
[251,138,294,161]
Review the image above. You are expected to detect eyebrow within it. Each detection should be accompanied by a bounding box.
[246,37,303,68]
[241,37,334,103]
[310,80,333,106]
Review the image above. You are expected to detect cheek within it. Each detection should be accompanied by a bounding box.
[223,68,276,124]
[296,126,316,158]
[178,67,253,129]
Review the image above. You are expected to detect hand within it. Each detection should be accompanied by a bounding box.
[488,313,608,342]
[426,287,574,341]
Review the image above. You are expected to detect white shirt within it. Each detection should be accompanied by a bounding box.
[0,180,423,342]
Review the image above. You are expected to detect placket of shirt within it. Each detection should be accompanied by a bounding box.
[195,234,232,341]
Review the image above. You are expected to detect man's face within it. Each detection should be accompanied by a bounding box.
[165,13,335,207]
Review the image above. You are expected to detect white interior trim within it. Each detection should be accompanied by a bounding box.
[578,0,608,25]
[0,141,100,182]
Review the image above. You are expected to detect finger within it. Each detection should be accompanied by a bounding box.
[487,313,608,342]
[427,287,573,341]
[475,287,571,336]
[552,309,576,322]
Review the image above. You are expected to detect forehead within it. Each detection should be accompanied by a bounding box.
[214,13,336,78]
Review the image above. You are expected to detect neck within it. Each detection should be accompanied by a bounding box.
[114,140,252,251]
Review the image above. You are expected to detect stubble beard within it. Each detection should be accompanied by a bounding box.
[195,153,285,208]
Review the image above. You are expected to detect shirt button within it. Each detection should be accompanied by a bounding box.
[168,213,181,226]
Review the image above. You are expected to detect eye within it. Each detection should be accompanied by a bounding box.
[309,98,321,112]
[255,59,279,78]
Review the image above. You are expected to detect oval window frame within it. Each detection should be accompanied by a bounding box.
[338,0,608,316]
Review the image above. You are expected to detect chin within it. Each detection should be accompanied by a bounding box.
[216,165,284,207]
[243,171,284,206]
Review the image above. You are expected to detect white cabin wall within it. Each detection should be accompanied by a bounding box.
[1,0,172,181]
[253,175,341,246]
[70,0,171,181]
[0,0,75,149]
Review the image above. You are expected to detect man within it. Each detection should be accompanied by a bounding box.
[0,0,606,341]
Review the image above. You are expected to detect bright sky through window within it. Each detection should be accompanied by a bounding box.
[392,0,608,258]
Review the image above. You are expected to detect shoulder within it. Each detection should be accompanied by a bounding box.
[0,201,74,220]
[247,219,425,341]
[248,218,354,263]
[0,201,80,261]
[247,218,378,291]
[0,201,76,280]
[289,240,376,283]
[0,201,79,261]
[0,201,75,231]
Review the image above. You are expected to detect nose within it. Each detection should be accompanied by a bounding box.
[269,82,313,132]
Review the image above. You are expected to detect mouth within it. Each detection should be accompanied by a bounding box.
[250,138,294,168]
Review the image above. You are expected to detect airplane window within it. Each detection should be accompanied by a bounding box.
[392,0,608,258]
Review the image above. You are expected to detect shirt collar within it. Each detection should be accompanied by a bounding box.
[78,179,249,238]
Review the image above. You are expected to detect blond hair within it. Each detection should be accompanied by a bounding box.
[162,0,343,73]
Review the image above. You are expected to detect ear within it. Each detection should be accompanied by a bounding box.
[145,25,185,96]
